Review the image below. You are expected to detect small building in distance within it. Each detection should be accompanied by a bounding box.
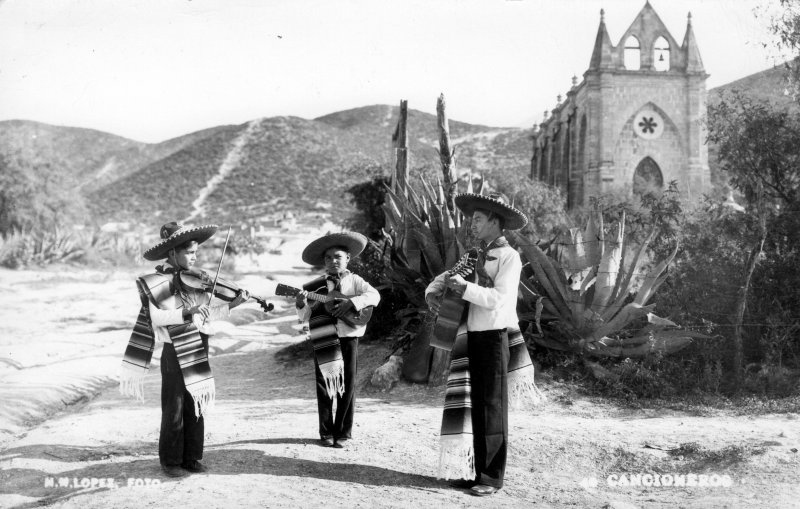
[530,1,711,209]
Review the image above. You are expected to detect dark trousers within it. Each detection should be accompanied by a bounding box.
[159,337,208,466]
[467,329,509,488]
[314,336,358,440]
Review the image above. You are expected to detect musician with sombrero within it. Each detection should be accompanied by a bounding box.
[119,222,249,477]
[294,232,380,449]
[425,192,527,496]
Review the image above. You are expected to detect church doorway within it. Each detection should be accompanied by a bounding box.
[633,156,663,195]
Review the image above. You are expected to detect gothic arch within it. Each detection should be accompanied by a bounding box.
[619,101,683,151]
[633,156,663,195]
[623,35,641,70]
[653,36,670,71]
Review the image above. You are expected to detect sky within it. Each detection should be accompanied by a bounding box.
[0,0,785,143]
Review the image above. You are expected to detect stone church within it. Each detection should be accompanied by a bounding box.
[530,1,711,208]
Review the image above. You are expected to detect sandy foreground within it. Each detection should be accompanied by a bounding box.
[1,228,799,509]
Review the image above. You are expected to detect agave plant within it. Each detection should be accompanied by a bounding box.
[379,176,468,300]
[510,209,703,358]
[0,227,84,268]
[376,175,484,382]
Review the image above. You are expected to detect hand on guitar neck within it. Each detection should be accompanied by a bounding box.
[294,290,355,318]
[278,283,373,327]
[425,250,477,314]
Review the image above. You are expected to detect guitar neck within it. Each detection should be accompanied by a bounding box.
[306,292,334,303]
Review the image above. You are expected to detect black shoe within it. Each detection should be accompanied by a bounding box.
[162,465,187,477]
[448,479,477,489]
[333,438,349,449]
[181,460,207,473]
[320,437,335,447]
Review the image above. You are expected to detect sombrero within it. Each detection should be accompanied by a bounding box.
[454,192,528,230]
[302,232,368,266]
[143,222,218,261]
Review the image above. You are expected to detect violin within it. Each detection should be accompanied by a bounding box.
[178,269,275,313]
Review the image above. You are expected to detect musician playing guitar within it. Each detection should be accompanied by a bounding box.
[425,193,527,497]
[295,232,380,449]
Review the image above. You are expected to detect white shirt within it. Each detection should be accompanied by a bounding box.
[426,243,521,332]
[295,271,381,338]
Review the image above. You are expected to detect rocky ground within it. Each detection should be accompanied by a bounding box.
[1,226,798,508]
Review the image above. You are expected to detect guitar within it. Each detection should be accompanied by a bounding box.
[428,249,479,351]
[275,283,374,328]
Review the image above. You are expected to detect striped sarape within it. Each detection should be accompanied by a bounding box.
[119,306,155,402]
[438,325,545,480]
[119,272,216,418]
[438,323,474,480]
[507,327,546,409]
[308,314,345,399]
[168,321,215,417]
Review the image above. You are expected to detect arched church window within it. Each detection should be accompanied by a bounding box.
[653,36,670,71]
[633,156,664,195]
[624,36,641,70]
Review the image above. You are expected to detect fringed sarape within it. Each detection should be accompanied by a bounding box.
[437,325,545,479]
[119,271,215,418]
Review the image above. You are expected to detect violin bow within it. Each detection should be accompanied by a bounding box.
[202,225,233,326]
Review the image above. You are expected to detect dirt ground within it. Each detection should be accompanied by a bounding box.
[1,229,799,508]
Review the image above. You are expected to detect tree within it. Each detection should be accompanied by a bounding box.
[0,152,87,235]
[706,91,800,389]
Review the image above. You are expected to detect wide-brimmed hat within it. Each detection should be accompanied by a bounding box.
[454,192,528,230]
[143,222,218,261]
[302,232,368,266]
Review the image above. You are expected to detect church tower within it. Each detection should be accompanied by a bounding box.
[530,2,711,208]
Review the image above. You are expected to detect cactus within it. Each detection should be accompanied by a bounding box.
[510,209,703,358]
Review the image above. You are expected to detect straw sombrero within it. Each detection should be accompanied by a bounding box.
[143,222,218,261]
[454,192,528,230]
[302,232,368,266]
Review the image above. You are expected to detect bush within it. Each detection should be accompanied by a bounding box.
[347,241,411,343]
[345,171,391,240]
[0,227,143,268]
[0,153,87,236]
[487,167,570,240]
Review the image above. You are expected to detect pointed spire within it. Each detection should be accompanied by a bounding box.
[466,171,474,194]
[682,11,704,72]
[589,8,615,70]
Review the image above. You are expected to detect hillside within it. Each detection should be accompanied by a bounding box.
[705,63,796,189]
[708,63,795,107]
[85,106,532,225]
[0,120,235,193]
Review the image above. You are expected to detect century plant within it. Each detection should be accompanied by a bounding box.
[0,227,83,268]
[510,208,703,358]
[377,176,470,309]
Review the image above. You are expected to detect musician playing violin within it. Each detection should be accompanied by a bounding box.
[294,232,380,449]
[119,222,248,478]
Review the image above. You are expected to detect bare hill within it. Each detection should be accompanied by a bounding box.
[86,106,532,225]
[709,63,795,107]
[0,120,235,193]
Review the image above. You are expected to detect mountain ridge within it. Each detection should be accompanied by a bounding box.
[1,62,791,227]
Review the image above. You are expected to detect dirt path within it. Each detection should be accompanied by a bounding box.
[1,234,799,508]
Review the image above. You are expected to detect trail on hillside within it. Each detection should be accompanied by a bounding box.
[184,119,265,223]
